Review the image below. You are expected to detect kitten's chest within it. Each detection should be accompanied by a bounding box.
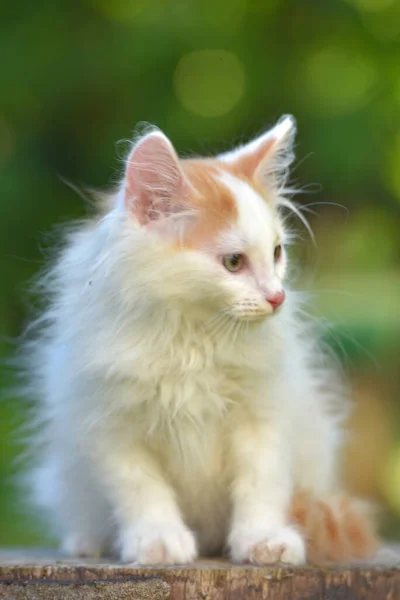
[134,337,250,455]
[141,337,253,421]
[129,327,267,467]
[141,355,241,431]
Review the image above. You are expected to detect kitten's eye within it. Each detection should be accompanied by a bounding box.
[222,253,244,272]
[274,244,282,262]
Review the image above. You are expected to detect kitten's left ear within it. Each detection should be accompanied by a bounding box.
[219,115,296,191]
[119,129,195,226]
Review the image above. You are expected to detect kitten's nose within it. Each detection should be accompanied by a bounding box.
[266,290,285,311]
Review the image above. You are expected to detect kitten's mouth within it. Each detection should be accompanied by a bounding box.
[236,311,271,322]
[230,303,274,322]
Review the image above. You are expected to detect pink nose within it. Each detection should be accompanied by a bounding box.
[267,290,285,311]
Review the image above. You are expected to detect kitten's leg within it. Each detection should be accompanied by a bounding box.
[293,408,339,495]
[93,443,197,565]
[227,409,306,565]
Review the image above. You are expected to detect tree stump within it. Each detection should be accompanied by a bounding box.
[0,548,399,599]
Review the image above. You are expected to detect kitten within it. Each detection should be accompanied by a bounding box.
[22,116,378,565]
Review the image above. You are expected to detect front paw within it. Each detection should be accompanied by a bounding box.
[120,520,197,565]
[229,524,306,565]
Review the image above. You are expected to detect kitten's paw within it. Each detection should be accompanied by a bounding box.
[229,524,306,565]
[62,534,103,558]
[120,521,197,565]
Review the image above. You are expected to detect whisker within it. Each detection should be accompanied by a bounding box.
[226,316,236,343]
[288,152,314,175]
[232,318,243,346]
[302,201,349,214]
[206,312,231,339]
[306,289,361,299]
[278,198,316,244]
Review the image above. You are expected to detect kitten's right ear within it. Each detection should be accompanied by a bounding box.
[218,115,296,193]
[119,130,194,226]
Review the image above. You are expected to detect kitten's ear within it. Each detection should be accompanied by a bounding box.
[120,130,194,225]
[219,115,296,191]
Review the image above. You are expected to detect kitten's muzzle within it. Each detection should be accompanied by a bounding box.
[266,290,285,311]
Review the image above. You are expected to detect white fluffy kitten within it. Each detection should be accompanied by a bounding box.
[23,116,377,565]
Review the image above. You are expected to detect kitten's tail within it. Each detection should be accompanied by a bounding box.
[290,491,379,562]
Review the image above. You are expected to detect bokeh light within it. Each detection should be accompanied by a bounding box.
[299,44,377,115]
[383,445,400,515]
[175,0,247,36]
[347,0,397,12]
[90,0,146,22]
[361,5,400,42]
[173,50,246,118]
[383,131,400,203]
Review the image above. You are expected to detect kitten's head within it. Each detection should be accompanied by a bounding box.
[117,116,296,322]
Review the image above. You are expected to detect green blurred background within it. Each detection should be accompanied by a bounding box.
[1,0,400,547]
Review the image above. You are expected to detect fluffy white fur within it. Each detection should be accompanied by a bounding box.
[22,116,346,565]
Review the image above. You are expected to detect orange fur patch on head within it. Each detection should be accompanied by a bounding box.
[174,153,277,250]
[216,159,276,206]
[179,159,239,247]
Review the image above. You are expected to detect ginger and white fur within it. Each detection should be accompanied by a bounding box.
[24,116,377,565]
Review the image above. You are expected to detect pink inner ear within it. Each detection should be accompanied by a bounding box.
[124,132,191,226]
[233,138,275,180]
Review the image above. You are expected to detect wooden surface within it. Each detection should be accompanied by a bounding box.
[0,548,399,599]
